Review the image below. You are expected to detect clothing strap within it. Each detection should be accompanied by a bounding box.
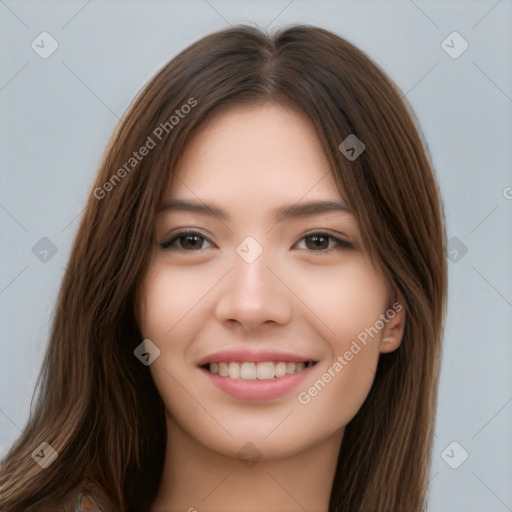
[74,492,104,511]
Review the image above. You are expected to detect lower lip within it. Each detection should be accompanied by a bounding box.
[201,365,315,401]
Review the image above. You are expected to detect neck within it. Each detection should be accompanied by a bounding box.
[150,417,343,512]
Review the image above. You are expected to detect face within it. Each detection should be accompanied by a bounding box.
[136,102,404,462]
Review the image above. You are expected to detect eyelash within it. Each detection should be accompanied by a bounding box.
[159,229,354,254]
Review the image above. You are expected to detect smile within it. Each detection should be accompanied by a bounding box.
[204,361,316,380]
[199,351,318,400]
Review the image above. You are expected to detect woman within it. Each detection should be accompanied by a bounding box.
[0,24,446,512]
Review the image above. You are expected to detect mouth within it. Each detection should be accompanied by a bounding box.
[201,360,317,380]
[198,351,319,400]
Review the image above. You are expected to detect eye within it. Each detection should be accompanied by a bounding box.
[159,230,354,253]
[295,231,354,253]
[159,230,214,251]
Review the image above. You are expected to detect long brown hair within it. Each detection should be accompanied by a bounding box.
[0,25,446,512]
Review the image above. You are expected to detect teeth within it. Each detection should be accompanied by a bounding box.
[207,361,314,380]
[218,362,229,377]
[228,361,240,379]
[286,362,296,374]
[256,361,274,380]
[240,362,257,380]
[275,361,287,378]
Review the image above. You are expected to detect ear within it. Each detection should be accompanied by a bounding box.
[379,292,406,354]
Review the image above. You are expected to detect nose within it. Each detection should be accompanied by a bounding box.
[214,250,293,330]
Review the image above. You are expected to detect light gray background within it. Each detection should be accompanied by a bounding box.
[1,1,511,510]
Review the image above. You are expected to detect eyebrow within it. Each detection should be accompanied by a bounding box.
[159,198,352,223]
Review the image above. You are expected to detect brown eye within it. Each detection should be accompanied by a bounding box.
[159,231,212,251]
[304,234,330,250]
[296,232,354,253]
[179,234,206,250]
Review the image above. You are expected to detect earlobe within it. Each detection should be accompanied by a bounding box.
[379,297,406,354]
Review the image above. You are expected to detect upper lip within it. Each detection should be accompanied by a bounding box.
[198,348,317,366]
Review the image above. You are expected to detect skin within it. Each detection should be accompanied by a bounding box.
[136,102,405,512]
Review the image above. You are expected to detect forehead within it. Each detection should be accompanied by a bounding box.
[166,102,343,204]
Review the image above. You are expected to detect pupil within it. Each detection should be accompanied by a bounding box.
[307,235,328,250]
[182,234,202,249]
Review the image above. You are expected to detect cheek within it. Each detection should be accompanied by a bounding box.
[137,263,218,341]
[289,258,388,419]
[286,256,389,348]
[136,261,228,391]
[136,264,215,412]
